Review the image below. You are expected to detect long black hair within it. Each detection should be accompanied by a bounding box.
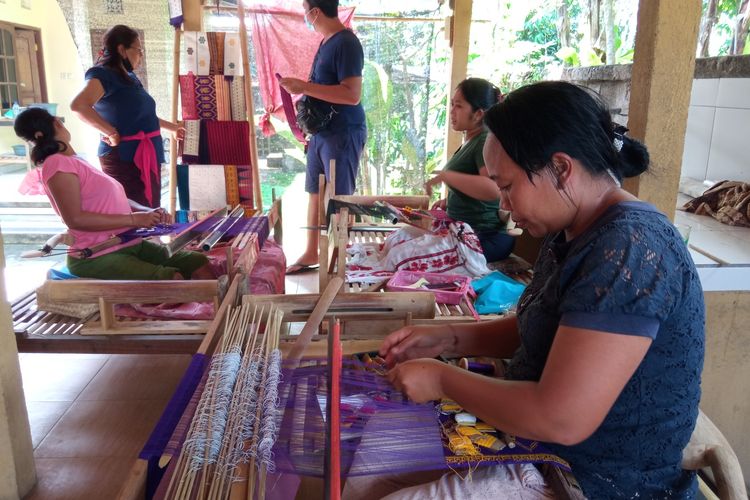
[13,107,67,165]
[96,24,139,82]
[484,81,649,184]
[456,78,502,112]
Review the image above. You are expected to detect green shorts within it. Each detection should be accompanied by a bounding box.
[67,240,209,280]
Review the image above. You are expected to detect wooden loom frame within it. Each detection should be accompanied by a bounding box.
[316,167,531,326]
[115,278,438,500]
[12,198,282,354]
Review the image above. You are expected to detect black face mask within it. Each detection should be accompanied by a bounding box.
[123,57,134,72]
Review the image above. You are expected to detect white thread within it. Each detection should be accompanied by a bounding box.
[185,349,242,471]
[257,349,282,472]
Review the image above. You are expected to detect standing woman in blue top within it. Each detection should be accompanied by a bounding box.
[279,0,367,274]
[71,25,183,208]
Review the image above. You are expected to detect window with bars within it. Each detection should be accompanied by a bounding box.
[0,26,19,114]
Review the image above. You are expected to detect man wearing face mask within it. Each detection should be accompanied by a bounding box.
[280,0,367,274]
[71,25,183,208]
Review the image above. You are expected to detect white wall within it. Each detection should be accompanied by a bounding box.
[0,0,98,160]
[681,78,750,184]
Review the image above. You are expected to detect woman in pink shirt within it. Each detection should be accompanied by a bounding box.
[14,107,211,280]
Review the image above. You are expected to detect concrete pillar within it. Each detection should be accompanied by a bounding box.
[624,0,702,220]
[444,0,472,164]
[0,230,36,499]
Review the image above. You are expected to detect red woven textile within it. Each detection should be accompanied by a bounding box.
[205,120,251,165]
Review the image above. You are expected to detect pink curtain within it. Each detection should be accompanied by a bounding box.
[248,2,355,136]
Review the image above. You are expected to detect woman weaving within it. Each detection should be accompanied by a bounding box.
[425,77,515,262]
[347,82,705,499]
[14,107,212,281]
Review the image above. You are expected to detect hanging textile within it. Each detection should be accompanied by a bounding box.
[183,31,198,74]
[278,75,306,143]
[224,165,240,207]
[248,2,355,131]
[187,164,227,210]
[194,75,218,120]
[183,119,201,160]
[237,164,254,210]
[207,31,226,76]
[230,76,247,121]
[215,76,232,121]
[223,33,243,76]
[167,0,183,27]
[205,121,251,165]
[179,74,198,119]
[195,32,210,76]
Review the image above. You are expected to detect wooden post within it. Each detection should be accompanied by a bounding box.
[624,0,702,220]
[0,232,36,497]
[238,0,263,213]
[169,28,182,216]
[444,0,472,165]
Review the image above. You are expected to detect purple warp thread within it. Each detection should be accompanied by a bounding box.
[272,357,570,479]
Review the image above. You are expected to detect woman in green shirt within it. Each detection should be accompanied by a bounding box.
[425,78,515,261]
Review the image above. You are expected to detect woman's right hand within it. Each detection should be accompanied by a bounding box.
[131,211,160,228]
[103,130,120,147]
[431,198,447,210]
[379,324,456,367]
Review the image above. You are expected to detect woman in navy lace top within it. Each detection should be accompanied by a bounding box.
[377,81,705,499]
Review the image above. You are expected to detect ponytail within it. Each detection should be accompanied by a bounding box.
[13,107,67,165]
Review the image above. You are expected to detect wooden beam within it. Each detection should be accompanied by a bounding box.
[444,0,473,164]
[624,0,702,220]
[36,280,218,304]
[243,291,436,322]
[169,29,181,216]
[181,0,203,32]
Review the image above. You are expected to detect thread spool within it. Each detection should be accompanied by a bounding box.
[458,357,495,376]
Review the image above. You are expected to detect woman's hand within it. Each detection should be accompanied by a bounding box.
[172,122,186,141]
[387,359,446,403]
[279,77,307,95]
[131,211,160,228]
[103,130,120,147]
[424,173,443,198]
[149,207,172,224]
[431,198,447,210]
[379,325,456,367]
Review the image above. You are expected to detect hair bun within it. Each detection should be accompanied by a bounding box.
[617,137,650,178]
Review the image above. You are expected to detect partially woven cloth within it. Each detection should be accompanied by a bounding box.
[682,180,750,227]
[35,286,98,319]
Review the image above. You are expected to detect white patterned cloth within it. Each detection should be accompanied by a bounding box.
[183,31,197,74]
[183,120,200,157]
[223,33,243,76]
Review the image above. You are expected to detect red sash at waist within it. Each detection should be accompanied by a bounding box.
[121,130,161,207]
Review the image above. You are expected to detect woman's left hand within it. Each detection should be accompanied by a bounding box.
[387,358,446,403]
[171,121,186,141]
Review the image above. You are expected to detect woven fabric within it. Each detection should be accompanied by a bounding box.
[237,164,254,210]
[188,164,226,211]
[223,33,243,76]
[278,74,306,143]
[205,121,250,165]
[195,75,217,120]
[183,31,197,74]
[230,76,247,120]
[35,288,98,319]
[224,165,240,206]
[196,32,210,75]
[215,76,232,121]
[167,0,183,27]
[183,120,200,158]
[179,74,198,120]
[207,31,225,76]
